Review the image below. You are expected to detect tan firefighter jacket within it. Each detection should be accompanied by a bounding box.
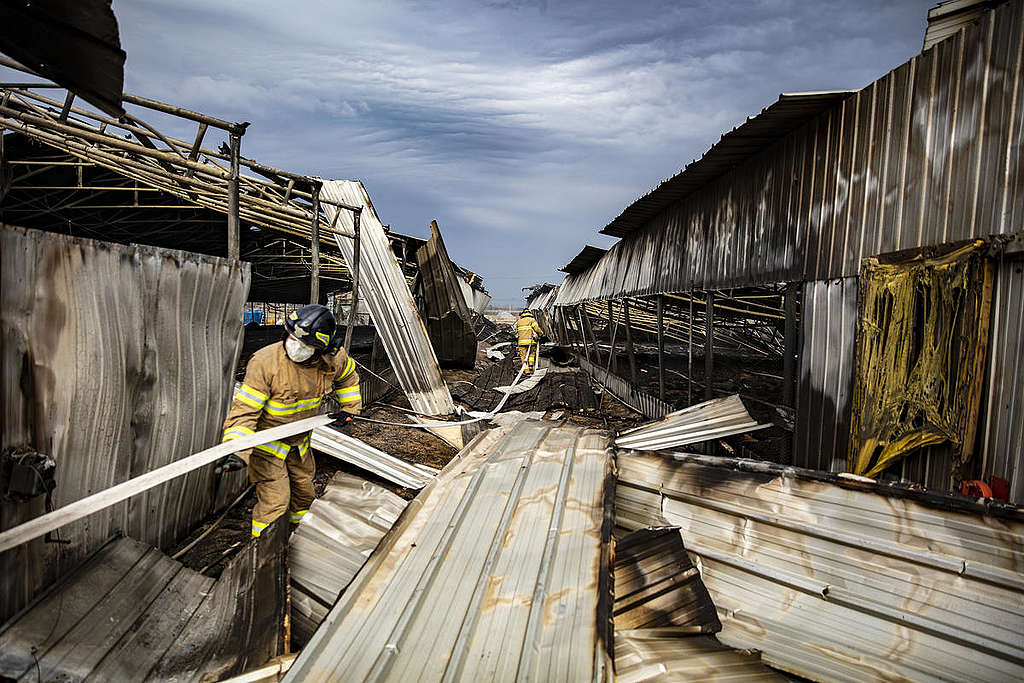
[221,341,361,460]
[516,313,543,346]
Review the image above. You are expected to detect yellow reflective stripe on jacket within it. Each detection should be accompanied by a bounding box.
[255,439,291,459]
[234,383,268,410]
[338,357,356,380]
[335,385,361,404]
[263,396,323,416]
[223,425,255,441]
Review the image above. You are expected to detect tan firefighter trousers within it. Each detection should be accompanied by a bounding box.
[247,444,315,537]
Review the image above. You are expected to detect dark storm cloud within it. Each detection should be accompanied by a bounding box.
[112,0,933,302]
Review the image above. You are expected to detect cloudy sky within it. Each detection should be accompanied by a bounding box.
[114,0,934,303]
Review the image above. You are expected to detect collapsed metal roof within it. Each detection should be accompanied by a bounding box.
[285,422,616,682]
[616,449,1024,682]
[599,91,854,239]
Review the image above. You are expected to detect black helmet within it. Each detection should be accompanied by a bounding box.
[284,304,336,351]
[520,309,533,317]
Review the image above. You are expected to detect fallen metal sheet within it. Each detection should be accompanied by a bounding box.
[0,521,288,681]
[284,422,616,682]
[616,450,1024,682]
[0,225,250,622]
[411,415,464,449]
[614,527,720,632]
[310,426,432,490]
[415,220,477,369]
[319,180,454,416]
[615,394,769,450]
[579,356,671,419]
[290,473,407,645]
[614,630,786,683]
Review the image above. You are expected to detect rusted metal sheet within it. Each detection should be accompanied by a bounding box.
[555,0,1023,305]
[616,449,1024,683]
[579,356,672,419]
[415,220,478,368]
[319,180,455,416]
[285,422,616,682]
[614,631,786,683]
[0,225,250,623]
[289,473,407,646]
[615,394,769,451]
[0,521,288,681]
[613,527,720,632]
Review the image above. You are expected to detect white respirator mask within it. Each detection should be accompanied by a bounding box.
[285,335,315,363]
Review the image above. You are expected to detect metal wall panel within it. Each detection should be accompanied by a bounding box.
[982,254,1024,503]
[319,180,454,416]
[0,225,250,622]
[793,277,858,473]
[415,221,477,368]
[555,0,1024,305]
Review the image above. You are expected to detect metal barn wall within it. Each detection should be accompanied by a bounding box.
[555,0,1024,305]
[983,254,1024,503]
[793,277,858,473]
[0,225,250,621]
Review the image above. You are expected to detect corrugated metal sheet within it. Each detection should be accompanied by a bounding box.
[616,449,1024,683]
[285,422,616,683]
[290,473,407,645]
[982,252,1024,503]
[310,425,432,490]
[319,180,454,416]
[579,356,672,419]
[614,631,786,683]
[613,527,720,632]
[925,0,1002,50]
[0,225,250,623]
[793,277,858,473]
[0,521,288,681]
[555,0,1024,305]
[615,394,769,451]
[560,245,608,275]
[415,221,477,368]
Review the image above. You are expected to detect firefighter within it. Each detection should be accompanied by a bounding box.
[516,309,544,376]
[217,304,361,537]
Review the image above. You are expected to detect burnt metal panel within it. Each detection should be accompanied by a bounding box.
[982,253,1024,503]
[579,356,672,419]
[613,527,720,632]
[284,422,616,682]
[0,521,288,681]
[793,277,858,473]
[555,0,1024,306]
[319,180,454,416]
[616,449,1024,683]
[615,394,769,451]
[0,1,126,117]
[614,631,786,683]
[415,221,477,368]
[0,225,250,622]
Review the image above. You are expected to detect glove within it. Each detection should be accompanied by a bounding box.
[328,410,357,430]
[214,454,246,476]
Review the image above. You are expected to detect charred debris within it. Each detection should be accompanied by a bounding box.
[1,1,1024,682]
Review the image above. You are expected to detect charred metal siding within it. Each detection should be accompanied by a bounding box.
[793,277,858,473]
[555,0,1024,305]
[983,254,1024,503]
[320,180,454,415]
[0,225,250,622]
[415,221,477,368]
